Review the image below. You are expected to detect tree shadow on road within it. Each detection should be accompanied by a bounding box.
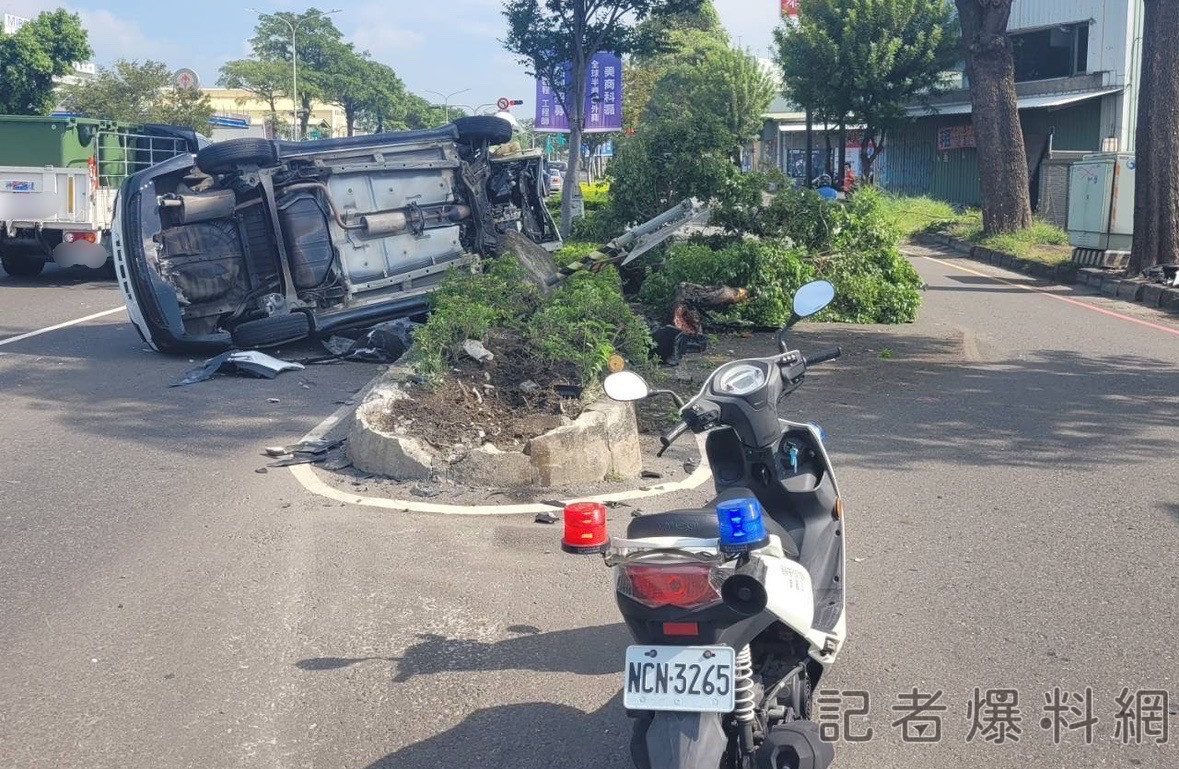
[782,325,1179,472]
[360,695,629,769]
[296,622,630,683]
[0,322,375,458]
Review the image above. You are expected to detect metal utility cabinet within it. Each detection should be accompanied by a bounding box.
[0,116,198,277]
[1067,152,1136,268]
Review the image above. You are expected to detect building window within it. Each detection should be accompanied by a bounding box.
[1012,23,1089,82]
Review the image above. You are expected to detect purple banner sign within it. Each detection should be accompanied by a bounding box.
[535,52,623,134]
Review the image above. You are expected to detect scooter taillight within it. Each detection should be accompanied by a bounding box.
[616,563,723,610]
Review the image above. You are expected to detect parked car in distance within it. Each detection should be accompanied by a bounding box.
[113,116,561,354]
[547,166,563,196]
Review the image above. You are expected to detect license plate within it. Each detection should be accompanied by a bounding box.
[623,645,735,713]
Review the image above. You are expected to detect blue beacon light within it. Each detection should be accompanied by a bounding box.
[716,497,771,554]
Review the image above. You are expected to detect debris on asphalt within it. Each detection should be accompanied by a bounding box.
[322,457,353,472]
[410,485,441,498]
[683,459,698,474]
[1143,262,1178,286]
[261,437,346,459]
[255,468,268,474]
[267,397,281,403]
[310,318,420,364]
[462,339,495,364]
[172,351,305,387]
[534,511,560,524]
[640,470,663,480]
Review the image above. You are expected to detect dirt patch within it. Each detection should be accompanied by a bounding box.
[371,330,585,453]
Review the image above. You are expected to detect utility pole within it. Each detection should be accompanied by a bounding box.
[249,7,341,141]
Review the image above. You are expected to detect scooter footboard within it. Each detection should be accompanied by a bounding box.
[632,711,727,769]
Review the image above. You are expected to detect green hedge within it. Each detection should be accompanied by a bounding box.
[410,259,652,385]
[639,187,923,326]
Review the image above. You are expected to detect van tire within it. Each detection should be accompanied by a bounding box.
[453,116,513,146]
[231,312,312,349]
[196,138,279,174]
[1,251,45,278]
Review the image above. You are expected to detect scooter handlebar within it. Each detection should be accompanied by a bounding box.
[658,421,689,457]
[803,347,842,367]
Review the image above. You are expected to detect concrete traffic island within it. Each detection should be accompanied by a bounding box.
[347,382,644,488]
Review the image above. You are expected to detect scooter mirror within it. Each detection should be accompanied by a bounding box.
[792,280,836,319]
[603,371,650,402]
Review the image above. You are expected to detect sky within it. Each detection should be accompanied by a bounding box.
[2,0,785,113]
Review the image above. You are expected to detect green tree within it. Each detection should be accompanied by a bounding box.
[0,9,91,114]
[219,58,290,136]
[775,0,960,182]
[60,60,215,134]
[624,1,729,134]
[250,9,345,138]
[609,42,773,224]
[352,59,409,134]
[503,0,704,237]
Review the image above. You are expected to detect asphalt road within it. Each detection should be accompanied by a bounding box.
[0,251,1176,769]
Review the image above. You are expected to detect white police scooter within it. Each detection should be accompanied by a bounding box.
[560,281,847,769]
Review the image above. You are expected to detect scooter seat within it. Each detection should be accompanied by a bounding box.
[626,488,799,558]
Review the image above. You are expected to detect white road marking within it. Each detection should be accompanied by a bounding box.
[0,306,125,348]
[289,373,714,515]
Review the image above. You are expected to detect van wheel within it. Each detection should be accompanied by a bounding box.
[231,312,312,349]
[1,251,45,278]
[196,138,279,174]
[453,116,513,146]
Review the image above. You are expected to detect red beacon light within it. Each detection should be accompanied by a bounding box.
[561,502,609,554]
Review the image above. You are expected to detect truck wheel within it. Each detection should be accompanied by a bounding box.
[1,252,45,278]
[453,116,513,146]
[196,138,278,175]
[231,312,312,349]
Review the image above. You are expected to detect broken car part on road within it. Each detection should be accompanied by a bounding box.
[114,117,559,355]
[172,350,304,386]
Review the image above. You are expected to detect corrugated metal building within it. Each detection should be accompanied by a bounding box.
[761,0,1146,224]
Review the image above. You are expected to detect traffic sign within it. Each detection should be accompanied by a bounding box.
[497,97,510,110]
[174,68,200,91]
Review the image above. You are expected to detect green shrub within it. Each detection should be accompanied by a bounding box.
[409,259,538,378]
[639,185,923,325]
[581,181,611,211]
[639,240,816,327]
[528,267,654,382]
[410,259,651,386]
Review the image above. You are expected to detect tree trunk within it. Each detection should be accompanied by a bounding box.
[561,45,590,237]
[837,123,847,190]
[956,0,1033,234]
[1130,0,1179,274]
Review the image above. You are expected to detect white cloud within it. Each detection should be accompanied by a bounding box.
[715,0,785,58]
[76,8,173,64]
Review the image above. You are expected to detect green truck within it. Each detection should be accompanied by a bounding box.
[0,116,202,277]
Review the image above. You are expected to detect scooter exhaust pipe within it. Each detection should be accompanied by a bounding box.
[721,559,768,617]
[755,721,834,769]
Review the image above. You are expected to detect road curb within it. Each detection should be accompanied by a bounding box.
[912,234,1178,316]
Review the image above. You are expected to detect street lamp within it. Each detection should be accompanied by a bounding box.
[423,88,471,124]
[248,7,341,141]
